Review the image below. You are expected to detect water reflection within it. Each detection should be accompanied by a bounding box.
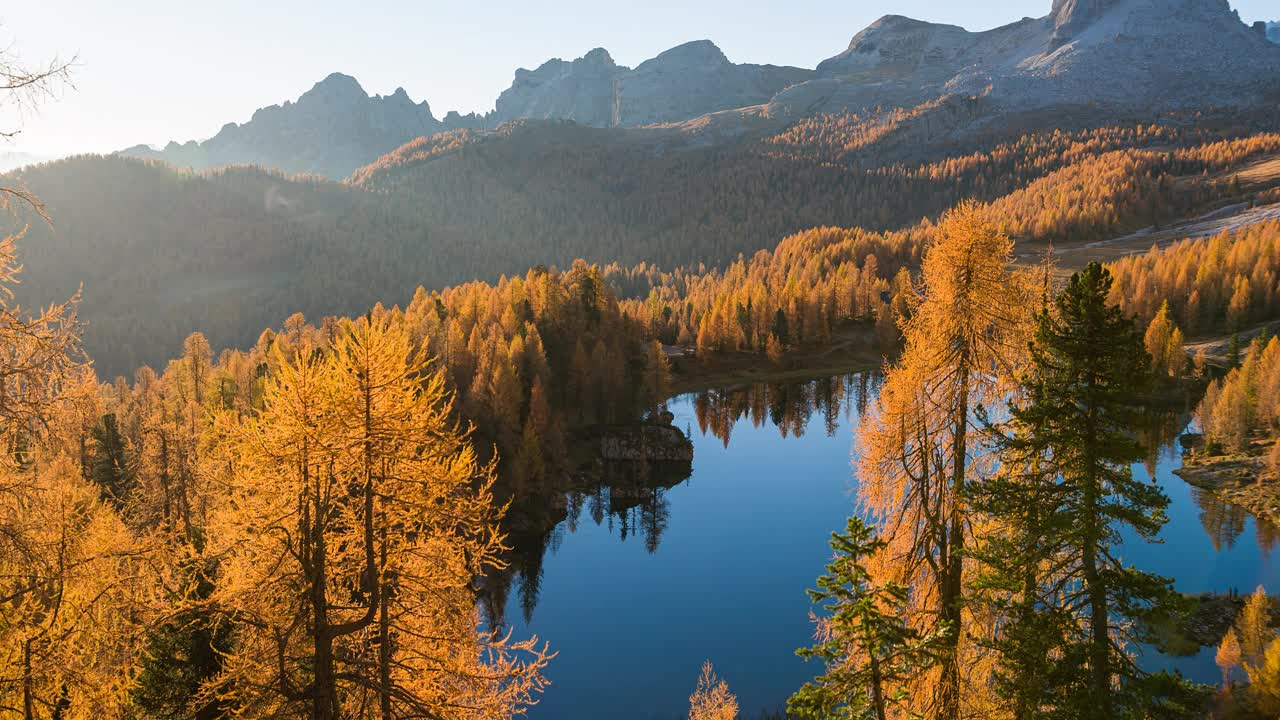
[691,372,881,446]
[485,448,693,624]
[1192,487,1250,552]
[1185,486,1280,561]
[1130,406,1280,561]
[483,373,882,626]
[482,370,1279,717]
[488,372,1279,626]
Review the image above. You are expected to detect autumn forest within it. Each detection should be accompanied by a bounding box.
[6,8,1280,720]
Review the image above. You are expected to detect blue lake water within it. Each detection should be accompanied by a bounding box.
[503,373,1279,719]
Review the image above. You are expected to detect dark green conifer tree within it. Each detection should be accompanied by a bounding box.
[979,262,1204,719]
[132,554,231,720]
[88,412,134,509]
[772,308,790,347]
[969,429,1081,720]
[790,516,947,720]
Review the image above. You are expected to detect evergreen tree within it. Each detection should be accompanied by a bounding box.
[642,339,673,411]
[131,555,231,720]
[789,516,947,720]
[856,201,1031,719]
[1217,630,1242,689]
[87,412,134,509]
[969,421,1080,720]
[688,662,739,720]
[992,262,1200,719]
[1143,301,1176,378]
[771,308,790,347]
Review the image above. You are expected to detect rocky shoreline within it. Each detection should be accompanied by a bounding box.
[1175,435,1279,526]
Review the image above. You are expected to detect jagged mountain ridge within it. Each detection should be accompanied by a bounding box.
[493,40,812,127]
[121,40,810,178]
[771,0,1280,120]
[120,73,459,179]
[120,1,1280,179]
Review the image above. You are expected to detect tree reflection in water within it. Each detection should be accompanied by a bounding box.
[1192,488,1250,552]
[482,370,1280,642]
[691,372,881,447]
[482,371,882,625]
[483,434,693,625]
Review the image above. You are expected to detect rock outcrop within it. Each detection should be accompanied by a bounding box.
[1269,21,1279,44]
[494,48,621,127]
[598,423,693,463]
[1050,0,1121,46]
[493,40,811,127]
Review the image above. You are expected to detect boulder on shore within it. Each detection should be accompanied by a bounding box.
[599,423,693,463]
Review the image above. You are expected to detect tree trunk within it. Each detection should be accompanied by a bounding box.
[159,434,171,523]
[379,522,392,720]
[1082,470,1111,720]
[1082,371,1112,720]
[23,637,34,720]
[870,653,888,720]
[940,364,969,720]
[308,462,340,720]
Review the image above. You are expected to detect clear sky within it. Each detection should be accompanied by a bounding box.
[2,0,1275,156]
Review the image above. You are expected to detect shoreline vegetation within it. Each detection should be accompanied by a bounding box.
[1177,441,1280,527]
[668,323,885,396]
[1180,329,1280,532]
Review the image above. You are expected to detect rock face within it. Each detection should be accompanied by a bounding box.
[122,73,449,179]
[775,0,1280,118]
[1269,21,1279,44]
[1050,0,1121,45]
[598,424,693,463]
[494,40,811,127]
[494,48,620,127]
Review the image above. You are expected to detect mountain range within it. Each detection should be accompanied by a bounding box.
[9,0,1280,376]
[119,42,811,178]
[119,0,1280,179]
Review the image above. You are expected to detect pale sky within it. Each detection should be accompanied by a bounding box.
[2,0,1275,156]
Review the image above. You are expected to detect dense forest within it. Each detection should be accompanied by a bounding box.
[1109,220,1280,335]
[9,110,1280,376]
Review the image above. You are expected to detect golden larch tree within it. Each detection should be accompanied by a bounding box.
[205,315,550,719]
[855,201,1032,720]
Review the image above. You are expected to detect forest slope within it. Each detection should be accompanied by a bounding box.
[11,115,1280,376]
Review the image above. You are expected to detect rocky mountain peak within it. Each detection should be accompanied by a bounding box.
[300,72,368,105]
[1050,0,1122,44]
[781,0,1280,123]
[495,41,810,128]
[579,47,616,67]
[646,40,729,68]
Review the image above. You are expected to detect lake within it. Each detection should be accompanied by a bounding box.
[498,372,1279,719]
